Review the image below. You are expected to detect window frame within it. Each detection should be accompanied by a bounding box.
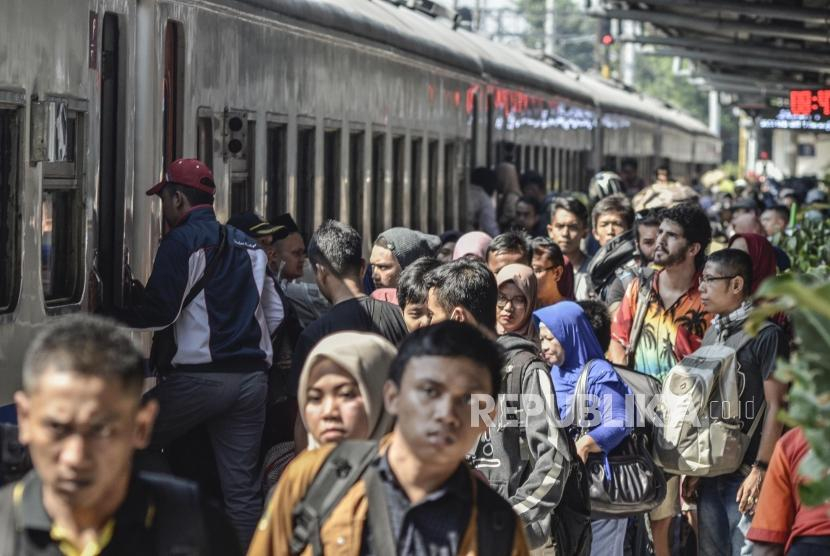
[0,91,24,317]
[266,114,288,220]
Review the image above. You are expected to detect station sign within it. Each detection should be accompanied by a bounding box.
[789,90,830,119]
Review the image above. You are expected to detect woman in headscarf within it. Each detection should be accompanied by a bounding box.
[728,233,777,294]
[496,264,538,339]
[533,301,631,556]
[452,231,493,260]
[298,331,397,450]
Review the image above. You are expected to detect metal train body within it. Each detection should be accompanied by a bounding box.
[0,0,721,410]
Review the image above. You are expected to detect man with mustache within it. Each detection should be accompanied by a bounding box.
[609,203,713,556]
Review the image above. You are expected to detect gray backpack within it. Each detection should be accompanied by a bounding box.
[653,322,773,477]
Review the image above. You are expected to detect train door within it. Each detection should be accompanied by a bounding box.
[94,13,125,312]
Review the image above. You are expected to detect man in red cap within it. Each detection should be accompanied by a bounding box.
[119,158,284,550]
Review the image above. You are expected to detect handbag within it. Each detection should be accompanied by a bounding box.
[149,225,228,375]
[573,361,667,519]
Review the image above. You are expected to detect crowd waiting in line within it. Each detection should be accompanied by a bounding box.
[1,156,829,556]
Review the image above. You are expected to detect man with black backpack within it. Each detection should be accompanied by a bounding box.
[0,315,240,555]
[117,159,284,549]
[425,259,590,554]
[249,322,529,555]
[679,249,788,556]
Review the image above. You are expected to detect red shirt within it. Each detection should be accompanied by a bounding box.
[747,428,830,552]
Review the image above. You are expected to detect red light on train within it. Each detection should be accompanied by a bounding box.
[601,34,614,46]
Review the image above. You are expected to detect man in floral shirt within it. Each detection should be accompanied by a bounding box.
[609,203,713,556]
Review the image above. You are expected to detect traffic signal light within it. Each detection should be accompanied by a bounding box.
[599,18,614,46]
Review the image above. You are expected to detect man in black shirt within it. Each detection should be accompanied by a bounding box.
[685,249,788,556]
[0,315,239,555]
[289,220,407,447]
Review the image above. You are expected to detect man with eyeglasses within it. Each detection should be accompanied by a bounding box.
[608,203,713,556]
[685,248,788,556]
[530,238,567,307]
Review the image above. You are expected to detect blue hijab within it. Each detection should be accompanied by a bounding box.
[533,301,613,420]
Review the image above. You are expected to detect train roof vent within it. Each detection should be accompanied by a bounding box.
[408,0,456,21]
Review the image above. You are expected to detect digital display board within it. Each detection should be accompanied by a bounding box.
[789,90,830,117]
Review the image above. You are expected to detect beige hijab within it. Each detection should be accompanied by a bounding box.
[298,331,397,449]
[496,264,538,339]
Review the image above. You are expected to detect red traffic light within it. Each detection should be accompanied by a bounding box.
[601,33,614,46]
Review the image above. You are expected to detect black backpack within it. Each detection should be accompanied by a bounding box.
[290,440,517,556]
[0,472,211,555]
[586,229,637,301]
[501,350,592,556]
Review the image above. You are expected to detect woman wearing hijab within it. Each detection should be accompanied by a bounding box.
[297,331,397,450]
[496,264,538,339]
[452,230,493,260]
[728,233,777,294]
[533,301,631,556]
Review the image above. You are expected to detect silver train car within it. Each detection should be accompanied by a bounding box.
[0,0,720,414]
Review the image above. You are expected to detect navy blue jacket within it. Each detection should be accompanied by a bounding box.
[121,206,283,372]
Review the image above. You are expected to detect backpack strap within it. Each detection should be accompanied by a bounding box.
[139,472,205,555]
[290,440,379,555]
[572,361,595,437]
[625,278,653,368]
[182,225,228,310]
[0,482,20,555]
[501,350,539,464]
[363,466,397,555]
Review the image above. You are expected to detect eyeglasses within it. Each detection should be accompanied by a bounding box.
[698,275,738,286]
[497,295,528,309]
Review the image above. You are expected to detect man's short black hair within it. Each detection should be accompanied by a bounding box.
[578,300,612,352]
[22,315,145,396]
[764,205,789,222]
[550,197,589,228]
[634,208,661,244]
[485,231,531,265]
[706,248,754,297]
[166,183,214,206]
[591,194,634,229]
[397,257,441,310]
[425,258,498,330]
[520,170,545,191]
[388,321,503,397]
[530,237,564,268]
[517,195,542,217]
[307,219,363,278]
[660,203,712,269]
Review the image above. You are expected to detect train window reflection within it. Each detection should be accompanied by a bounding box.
[348,130,364,232]
[427,139,438,233]
[229,119,255,217]
[41,112,83,306]
[409,137,422,229]
[391,135,404,226]
[196,114,213,170]
[371,132,385,239]
[297,126,315,238]
[324,128,341,220]
[0,107,20,313]
[443,141,456,231]
[267,123,286,219]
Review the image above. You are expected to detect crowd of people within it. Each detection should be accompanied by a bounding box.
[1,156,829,556]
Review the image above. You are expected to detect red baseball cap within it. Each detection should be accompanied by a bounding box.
[146,158,216,196]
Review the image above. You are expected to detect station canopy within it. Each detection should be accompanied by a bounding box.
[590,1,830,124]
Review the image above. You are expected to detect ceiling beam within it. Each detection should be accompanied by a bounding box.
[630,0,830,24]
[621,35,830,66]
[641,47,830,73]
[599,8,830,44]
[695,71,826,91]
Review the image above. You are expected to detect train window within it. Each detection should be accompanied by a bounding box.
[371,132,385,239]
[266,122,287,219]
[230,120,255,216]
[409,137,422,229]
[163,21,183,171]
[427,139,439,233]
[542,147,549,189]
[0,106,20,313]
[348,130,364,231]
[196,112,213,170]
[391,135,404,226]
[486,94,494,167]
[470,93,478,168]
[524,145,532,172]
[323,127,341,220]
[42,111,83,306]
[533,146,541,172]
[443,142,456,231]
[297,125,315,239]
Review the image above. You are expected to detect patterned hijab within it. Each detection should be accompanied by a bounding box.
[496,264,538,339]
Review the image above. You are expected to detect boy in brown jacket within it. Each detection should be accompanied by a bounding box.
[248,321,529,556]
